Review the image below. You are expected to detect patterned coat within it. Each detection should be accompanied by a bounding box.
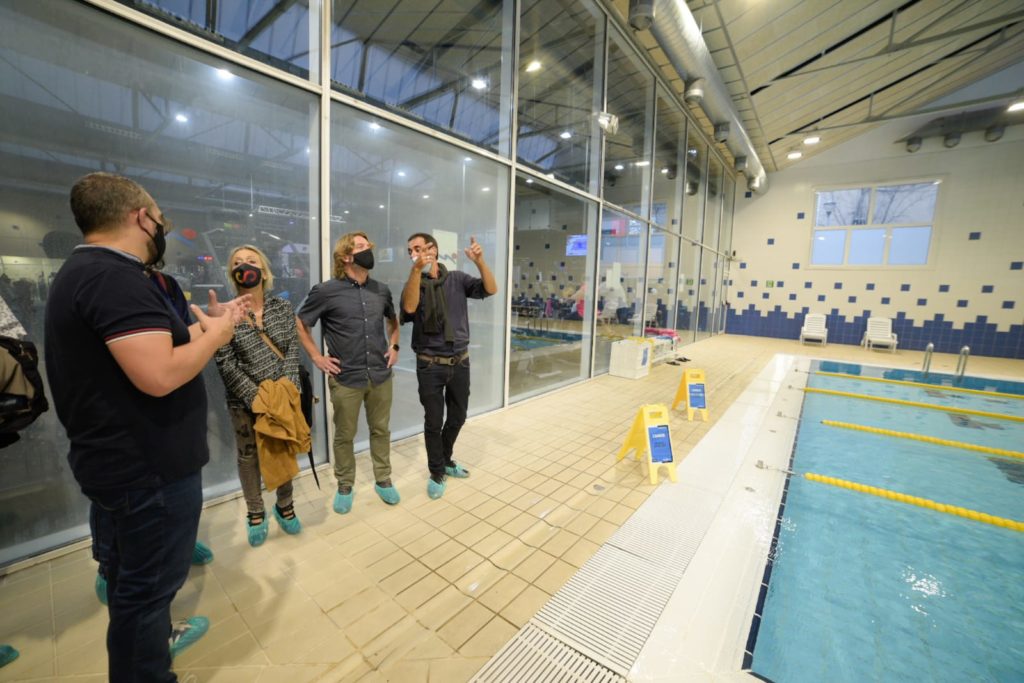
[215,296,300,410]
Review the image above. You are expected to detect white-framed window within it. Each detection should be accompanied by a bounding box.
[811,181,938,266]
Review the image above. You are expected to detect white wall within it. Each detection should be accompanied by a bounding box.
[729,117,1024,357]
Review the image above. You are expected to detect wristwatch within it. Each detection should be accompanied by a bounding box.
[391,344,400,351]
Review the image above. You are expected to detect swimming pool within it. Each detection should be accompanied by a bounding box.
[510,327,582,352]
[750,362,1024,682]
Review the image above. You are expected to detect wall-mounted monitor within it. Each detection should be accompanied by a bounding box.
[566,234,588,256]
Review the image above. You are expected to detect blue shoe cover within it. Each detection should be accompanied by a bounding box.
[191,541,214,565]
[333,489,355,514]
[169,616,209,658]
[427,477,447,500]
[95,573,108,606]
[273,504,302,534]
[247,514,269,547]
[0,645,19,668]
[374,483,401,505]
[445,463,470,478]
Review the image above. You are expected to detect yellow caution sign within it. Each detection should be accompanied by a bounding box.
[618,404,678,484]
[672,368,709,421]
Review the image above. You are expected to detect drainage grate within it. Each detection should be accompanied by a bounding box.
[533,545,678,675]
[471,622,626,682]
[607,485,719,575]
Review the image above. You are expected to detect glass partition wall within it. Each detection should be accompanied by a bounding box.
[0,0,737,566]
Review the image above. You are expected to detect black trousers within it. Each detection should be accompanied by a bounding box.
[416,355,470,478]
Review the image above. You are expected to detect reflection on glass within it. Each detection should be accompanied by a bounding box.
[0,1,318,566]
[518,0,603,191]
[510,176,596,401]
[331,0,511,153]
[889,226,931,264]
[594,209,646,374]
[695,247,718,341]
[812,230,847,264]
[603,32,653,214]
[815,188,870,226]
[848,228,886,264]
[682,131,707,242]
[873,183,938,224]
[117,0,319,79]
[330,105,508,445]
[652,92,686,230]
[718,175,735,333]
[676,239,700,344]
[645,229,678,331]
[704,157,723,251]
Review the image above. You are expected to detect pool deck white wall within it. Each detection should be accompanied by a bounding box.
[728,114,1024,359]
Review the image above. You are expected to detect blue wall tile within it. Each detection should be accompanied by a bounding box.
[969,232,981,240]
[982,285,994,293]
[792,262,800,269]
[767,238,775,245]
[1003,301,1015,309]
[939,284,949,292]
[881,297,890,304]
[900,284,910,291]
[957,300,968,307]
[866,283,875,290]
[1011,261,1023,270]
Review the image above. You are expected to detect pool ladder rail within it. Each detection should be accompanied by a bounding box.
[921,343,934,377]
[955,345,970,380]
[921,343,970,381]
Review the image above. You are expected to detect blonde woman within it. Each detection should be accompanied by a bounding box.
[215,245,303,546]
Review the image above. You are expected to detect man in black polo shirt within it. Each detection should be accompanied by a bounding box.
[401,233,497,499]
[297,231,401,514]
[45,172,247,681]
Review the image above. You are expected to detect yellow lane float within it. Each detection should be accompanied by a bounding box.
[802,387,1024,423]
[803,473,1024,532]
[820,420,1024,461]
[813,371,1024,400]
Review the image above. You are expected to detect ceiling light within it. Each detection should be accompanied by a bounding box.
[215,69,234,80]
[660,167,669,174]
[369,122,381,130]
[470,78,488,90]
[803,135,820,145]
[633,160,650,167]
[1008,99,1024,113]
[614,164,624,171]
[378,204,385,209]
[943,132,961,148]
[482,187,491,192]
[559,130,572,139]
[464,157,472,162]
[422,194,430,199]
[344,210,350,214]
[175,113,189,123]
[984,125,1005,142]
[787,151,802,160]
[525,60,542,73]
[397,171,406,177]
[906,136,922,153]
[525,178,534,184]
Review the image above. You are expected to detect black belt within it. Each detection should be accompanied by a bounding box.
[417,351,468,366]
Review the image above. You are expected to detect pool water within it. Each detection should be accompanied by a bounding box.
[750,363,1024,682]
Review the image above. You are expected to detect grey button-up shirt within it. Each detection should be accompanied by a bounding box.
[298,276,396,389]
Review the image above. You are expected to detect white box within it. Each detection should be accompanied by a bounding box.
[609,339,650,379]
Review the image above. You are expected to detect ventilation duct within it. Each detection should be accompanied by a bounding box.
[632,0,768,194]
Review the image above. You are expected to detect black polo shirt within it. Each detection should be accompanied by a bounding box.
[44,247,209,495]
[401,269,491,356]
[298,276,396,389]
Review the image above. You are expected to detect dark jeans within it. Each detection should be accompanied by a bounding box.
[89,471,202,683]
[416,356,470,478]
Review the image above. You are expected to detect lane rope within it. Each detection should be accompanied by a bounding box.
[821,419,1024,461]
[803,473,1024,533]
[802,387,1024,423]
[813,371,1024,400]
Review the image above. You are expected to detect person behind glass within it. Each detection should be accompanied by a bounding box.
[296,232,401,514]
[214,245,304,547]
[45,172,249,682]
[401,233,497,499]
[92,264,215,606]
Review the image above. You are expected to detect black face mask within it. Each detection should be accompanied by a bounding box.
[232,263,263,289]
[144,218,167,266]
[352,249,375,270]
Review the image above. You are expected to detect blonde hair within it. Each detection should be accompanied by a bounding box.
[332,231,374,279]
[227,244,274,292]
